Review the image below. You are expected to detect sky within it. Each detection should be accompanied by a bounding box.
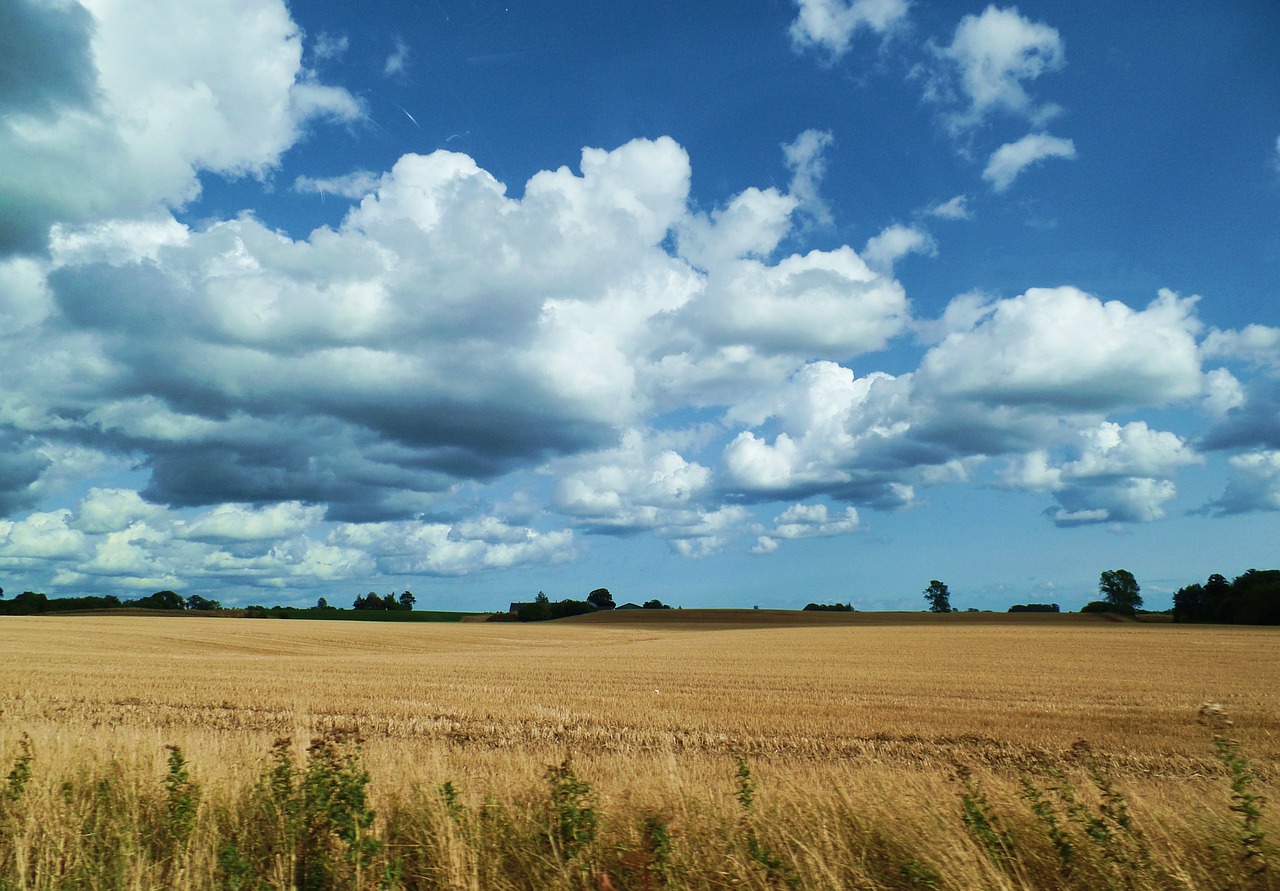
[1,0,1278,612]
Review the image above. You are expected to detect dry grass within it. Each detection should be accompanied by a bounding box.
[1,612,1277,889]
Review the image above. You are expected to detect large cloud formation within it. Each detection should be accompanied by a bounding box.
[0,0,1269,601]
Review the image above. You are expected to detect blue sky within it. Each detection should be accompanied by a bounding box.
[1,0,1278,611]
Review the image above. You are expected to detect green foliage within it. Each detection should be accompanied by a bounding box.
[802,601,853,611]
[134,590,187,610]
[1200,702,1270,886]
[733,757,799,888]
[1009,603,1060,612]
[1177,570,1280,625]
[299,732,380,890]
[1099,569,1142,616]
[923,580,952,613]
[161,745,200,851]
[642,599,672,609]
[957,768,1013,867]
[517,598,597,622]
[587,587,615,610]
[545,758,597,861]
[3,734,33,805]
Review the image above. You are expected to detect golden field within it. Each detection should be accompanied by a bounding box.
[1,611,1277,889]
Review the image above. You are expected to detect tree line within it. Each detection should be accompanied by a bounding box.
[1173,570,1280,625]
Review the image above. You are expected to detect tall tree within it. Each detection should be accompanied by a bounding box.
[1099,569,1142,615]
[923,580,952,613]
[398,590,416,610]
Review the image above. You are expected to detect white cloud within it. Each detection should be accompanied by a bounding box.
[182,502,326,543]
[1201,324,1280,369]
[0,0,360,253]
[982,132,1076,191]
[1203,368,1245,417]
[862,223,937,273]
[293,171,382,199]
[926,194,971,220]
[311,32,349,61]
[934,5,1065,132]
[1274,135,1280,173]
[790,0,910,60]
[783,129,835,225]
[384,36,409,77]
[684,246,911,357]
[1001,421,1201,527]
[1211,451,1280,514]
[919,287,1203,411]
[754,502,860,553]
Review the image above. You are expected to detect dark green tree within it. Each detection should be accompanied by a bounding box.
[135,590,186,610]
[186,594,221,611]
[1099,569,1142,615]
[586,588,614,610]
[923,580,952,613]
[398,590,416,610]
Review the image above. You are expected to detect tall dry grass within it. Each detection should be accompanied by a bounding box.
[0,613,1276,889]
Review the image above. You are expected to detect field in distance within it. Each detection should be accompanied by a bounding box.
[1,612,1276,889]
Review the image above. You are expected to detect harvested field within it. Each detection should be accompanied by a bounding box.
[1,612,1277,889]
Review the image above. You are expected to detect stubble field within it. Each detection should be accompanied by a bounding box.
[1,611,1277,889]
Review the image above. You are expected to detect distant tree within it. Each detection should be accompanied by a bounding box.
[1008,603,1060,613]
[642,599,671,610]
[186,594,221,611]
[134,590,186,610]
[316,596,330,610]
[923,580,952,613]
[398,590,416,611]
[803,602,853,612]
[353,592,378,610]
[586,588,615,610]
[536,591,549,604]
[1099,569,1142,616]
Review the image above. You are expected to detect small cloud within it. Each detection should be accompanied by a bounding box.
[862,223,936,272]
[933,5,1066,133]
[293,170,381,199]
[384,36,409,77]
[311,32,349,62]
[783,129,835,225]
[926,194,970,220]
[790,0,910,61]
[1274,134,1280,173]
[983,133,1076,192]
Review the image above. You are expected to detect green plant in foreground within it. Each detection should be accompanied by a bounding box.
[957,766,1014,869]
[3,734,33,805]
[163,744,201,851]
[1200,702,1271,887]
[545,758,597,861]
[733,756,799,889]
[300,732,380,891]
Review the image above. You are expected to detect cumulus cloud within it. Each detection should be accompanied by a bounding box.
[1003,422,1201,526]
[918,287,1203,411]
[931,5,1065,132]
[0,0,360,255]
[982,132,1076,191]
[1210,451,1280,515]
[789,0,910,60]
[753,502,860,553]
